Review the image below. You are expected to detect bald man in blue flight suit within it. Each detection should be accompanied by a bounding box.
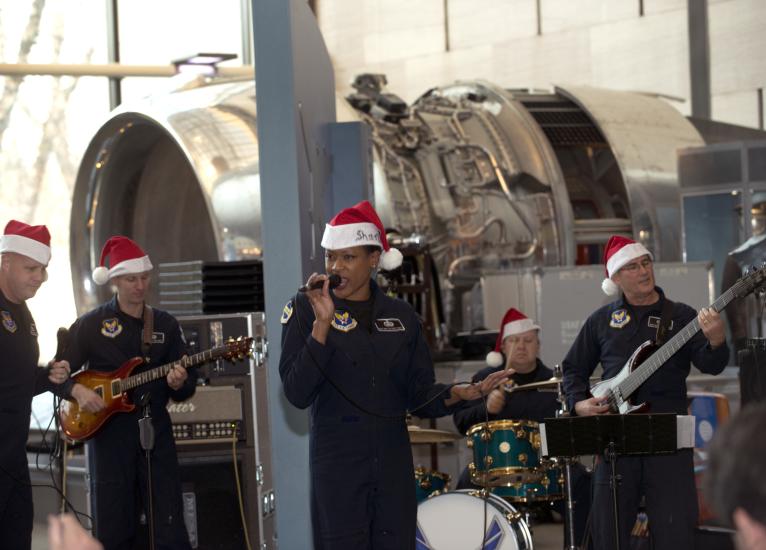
[279,200,508,550]
[563,236,728,550]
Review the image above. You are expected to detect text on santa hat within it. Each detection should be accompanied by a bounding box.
[355,229,381,243]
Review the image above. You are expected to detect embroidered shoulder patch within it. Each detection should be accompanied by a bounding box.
[609,309,631,329]
[1,311,17,333]
[331,311,357,333]
[280,300,294,325]
[101,318,123,338]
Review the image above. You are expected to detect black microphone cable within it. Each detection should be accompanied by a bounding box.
[0,461,94,525]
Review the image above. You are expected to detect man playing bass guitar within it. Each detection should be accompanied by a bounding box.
[52,236,195,550]
[562,235,728,550]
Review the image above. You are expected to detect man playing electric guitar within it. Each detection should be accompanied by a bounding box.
[52,236,195,550]
[562,235,728,550]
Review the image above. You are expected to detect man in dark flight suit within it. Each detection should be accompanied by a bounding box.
[55,236,196,550]
[563,235,728,550]
[0,220,71,550]
[454,307,590,547]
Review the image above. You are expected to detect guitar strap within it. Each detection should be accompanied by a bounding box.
[655,297,674,346]
[142,304,154,363]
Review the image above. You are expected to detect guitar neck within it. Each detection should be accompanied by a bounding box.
[617,285,736,399]
[121,347,222,392]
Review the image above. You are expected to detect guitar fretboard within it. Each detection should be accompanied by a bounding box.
[616,279,744,400]
[119,347,226,392]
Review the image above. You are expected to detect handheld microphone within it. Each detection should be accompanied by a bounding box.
[299,274,341,293]
[54,327,69,361]
[47,327,70,373]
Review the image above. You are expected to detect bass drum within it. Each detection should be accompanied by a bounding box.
[416,490,533,550]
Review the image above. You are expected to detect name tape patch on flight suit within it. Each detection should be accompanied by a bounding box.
[374,318,405,332]
[1,311,17,333]
[281,300,293,325]
[647,316,673,331]
[151,332,165,344]
[101,318,123,338]
[609,309,631,329]
[331,311,357,332]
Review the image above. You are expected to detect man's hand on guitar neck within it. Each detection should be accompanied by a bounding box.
[71,384,106,413]
[166,359,188,391]
[698,307,725,349]
[575,396,610,416]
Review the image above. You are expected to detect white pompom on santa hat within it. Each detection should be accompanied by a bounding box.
[92,236,153,285]
[601,235,653,296]
[0,220,52,265]
[485,308,541,367]
[321,200,403,271]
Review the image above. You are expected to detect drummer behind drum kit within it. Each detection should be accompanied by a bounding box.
[413,371,582,550]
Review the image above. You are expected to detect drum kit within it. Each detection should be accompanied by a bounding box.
[412,371,581,550]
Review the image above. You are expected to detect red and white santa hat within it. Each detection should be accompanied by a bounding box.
[320,200,403,271]
[0,220,51,265]
[601,235,653,296]
[92,236,153,285]
[486,308,541,367]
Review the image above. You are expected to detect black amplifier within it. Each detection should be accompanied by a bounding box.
[167,385,245,444]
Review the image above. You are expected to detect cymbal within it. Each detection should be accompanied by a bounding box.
[407,424,462,444]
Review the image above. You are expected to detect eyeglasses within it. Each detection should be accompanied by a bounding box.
[620,258,653,273]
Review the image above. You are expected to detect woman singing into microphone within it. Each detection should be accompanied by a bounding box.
[279,200,508,550]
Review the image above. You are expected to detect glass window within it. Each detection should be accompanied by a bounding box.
[678,149,742,188]
[117,0,245,102]
[0,1,110,364]
[748,146,766,182]
[683,192,743,293]
[1,0,111,431]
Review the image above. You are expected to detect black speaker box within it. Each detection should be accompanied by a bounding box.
[132,450,255,550]
[181,454,249,550]
[694,525,736,550]
[738,339,766,405]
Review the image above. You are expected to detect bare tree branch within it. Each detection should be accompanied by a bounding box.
[0,0,47,142]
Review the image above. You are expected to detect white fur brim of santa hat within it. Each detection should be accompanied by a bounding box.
[321,221,403,270]
[92,256,153,285]
[602,242,653,296]
[0,234,51,265]
[501,318,541,341]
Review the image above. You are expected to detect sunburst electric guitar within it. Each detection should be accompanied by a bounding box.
[590,265,766,414]
[59,336,253,442]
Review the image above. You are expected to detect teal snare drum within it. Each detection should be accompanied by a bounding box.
[492,463,564,502]
[414,466,450,502]
[467,420,542,486]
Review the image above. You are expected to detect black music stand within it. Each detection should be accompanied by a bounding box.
[542,414,679,550]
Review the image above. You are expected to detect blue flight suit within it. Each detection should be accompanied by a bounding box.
[454,361,591,547]
[453,360,557,434]
[0,290,72,550]
[562,287,728,550]
[63,297,197,550]
[280,280,453,550]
